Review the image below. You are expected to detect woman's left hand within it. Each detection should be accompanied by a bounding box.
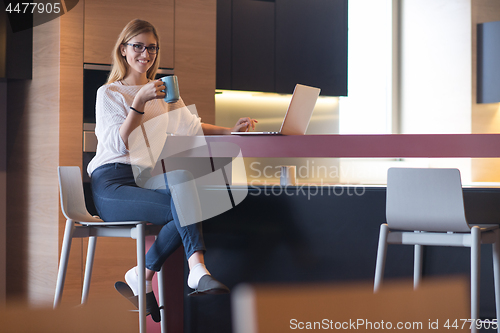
[231,117,258,132]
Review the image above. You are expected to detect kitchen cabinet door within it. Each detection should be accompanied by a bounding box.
[84,0,175,68]
[216,0,347,95]
[275,0,348,96]
[231,0,275,92]
[216,0,232,89]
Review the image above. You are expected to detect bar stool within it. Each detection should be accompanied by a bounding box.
[374,167,500,333]
[53,166,167,333]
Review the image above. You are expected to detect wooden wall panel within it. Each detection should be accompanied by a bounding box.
[6,17,60,304]
[400,0,471,135]
[58,0,86,303]
[84,0,175,69]
[175,0,217,124]
[471,0,500,182]
[25,16,60,304]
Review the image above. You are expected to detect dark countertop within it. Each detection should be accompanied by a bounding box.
[181,185,500,333]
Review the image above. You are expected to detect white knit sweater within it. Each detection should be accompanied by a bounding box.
[87,81,202,176]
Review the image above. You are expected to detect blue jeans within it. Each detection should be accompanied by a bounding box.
[90,163,206,271]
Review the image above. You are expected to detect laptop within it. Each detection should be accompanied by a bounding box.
[231,84,321,135]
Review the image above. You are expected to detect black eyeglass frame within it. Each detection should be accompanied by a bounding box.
[124,43,159,54]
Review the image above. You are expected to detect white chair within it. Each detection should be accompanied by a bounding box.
[53,166,166,333]
[374,168,500,333]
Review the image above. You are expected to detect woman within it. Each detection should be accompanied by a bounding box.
[87,18,256,321]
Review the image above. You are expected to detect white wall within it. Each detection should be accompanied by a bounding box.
[339,0,394,134]
[400,0,472,134]
[338,0,474,184]
[399,0,472,182]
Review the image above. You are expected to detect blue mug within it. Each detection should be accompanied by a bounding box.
[160,75,180,103]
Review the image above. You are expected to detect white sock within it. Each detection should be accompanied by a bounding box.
[187,263,210,289]
[125,267,153,296]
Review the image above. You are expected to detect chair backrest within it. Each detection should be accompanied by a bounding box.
[58,166,100,222]
[386,168,471,232]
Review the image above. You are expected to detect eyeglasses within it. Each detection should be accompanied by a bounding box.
[124,43,159,54]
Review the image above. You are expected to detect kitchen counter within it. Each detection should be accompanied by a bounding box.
[170,133,500,158]
[182,185,500,333]
[84,132,500,158]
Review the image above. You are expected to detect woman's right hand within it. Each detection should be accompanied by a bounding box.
[134,79,166,107]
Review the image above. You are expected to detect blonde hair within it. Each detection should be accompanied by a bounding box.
[107,19,161,84]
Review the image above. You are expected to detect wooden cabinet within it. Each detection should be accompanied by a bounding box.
[84,0,175,69]
[216,0,348,96]
[83,0,216,122]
